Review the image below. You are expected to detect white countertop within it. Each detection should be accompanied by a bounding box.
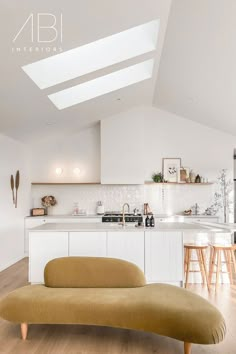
[29,222,228,233]
[25,213,218,219]
[193,221,236,231]
[25,214,103,219]
[175,214,218,218]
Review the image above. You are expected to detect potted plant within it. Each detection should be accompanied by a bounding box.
[151,172,164,183]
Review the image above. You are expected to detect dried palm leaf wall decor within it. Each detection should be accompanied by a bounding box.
[10,170,20,208]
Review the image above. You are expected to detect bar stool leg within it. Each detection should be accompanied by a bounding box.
[216,250,221,290]
[231,250,236,274]
[185,249,191,288]
[224,250,233,284]
[209,247,215,285]
[200,249,210,291]
[184,248,188,273]
[196,249,205,285]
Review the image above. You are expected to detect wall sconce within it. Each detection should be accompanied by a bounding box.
[55,167,63,175]
[73,167,81,175]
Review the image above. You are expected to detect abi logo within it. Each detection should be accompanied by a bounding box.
[13,13,63,43]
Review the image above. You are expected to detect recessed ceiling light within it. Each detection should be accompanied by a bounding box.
[48,59,154,110]
[22,20,159,89]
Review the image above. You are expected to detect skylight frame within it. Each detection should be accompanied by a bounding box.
[22,20,159,89]
[48,59,154,110]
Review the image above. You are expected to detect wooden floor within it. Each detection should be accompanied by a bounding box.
[0,258,235,354]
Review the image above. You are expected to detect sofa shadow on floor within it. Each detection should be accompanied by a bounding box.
[0,322,186,354]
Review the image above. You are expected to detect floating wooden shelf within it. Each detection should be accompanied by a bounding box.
[31,182,101,185]
[144,182,213,185]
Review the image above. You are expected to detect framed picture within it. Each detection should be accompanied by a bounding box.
[162,158,181,183]
[180,167,190,183]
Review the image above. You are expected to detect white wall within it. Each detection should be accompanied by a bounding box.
[30,124,100,183]
[30,106,235,217]
[101,113,144,184]
[0,134,30,271]
[143,106,235,181]
[104,106,235,181]
[31,184,144,216]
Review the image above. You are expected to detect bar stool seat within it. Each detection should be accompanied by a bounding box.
[184,244,210,291]
[209,244,236,289]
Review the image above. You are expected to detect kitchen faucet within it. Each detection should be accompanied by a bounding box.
[121,203,130,226]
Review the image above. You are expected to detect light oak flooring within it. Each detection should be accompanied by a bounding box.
[0,258,236,354]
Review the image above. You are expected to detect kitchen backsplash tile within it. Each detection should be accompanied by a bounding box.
[31,183,215,216]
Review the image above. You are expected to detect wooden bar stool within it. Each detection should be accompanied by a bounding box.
[184,244,210,291]
[209,244,236,290]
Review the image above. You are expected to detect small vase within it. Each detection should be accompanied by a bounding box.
[195,174,201,183]
[189,170,196,183]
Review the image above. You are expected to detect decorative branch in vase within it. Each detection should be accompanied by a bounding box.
[206,169,233,223]
[41,195,57,215]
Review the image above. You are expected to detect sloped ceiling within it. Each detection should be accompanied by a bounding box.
[0,0,171,142]
[154,0,236,136]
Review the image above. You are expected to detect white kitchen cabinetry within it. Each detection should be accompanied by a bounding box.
[29,232,68,283]
[145,231,183,285]
[25,217,101,255]
[107,232,144,271]
[69,232,106,257]
[100,115,144,184]
[24,218,47,254]
[29,230,185,284]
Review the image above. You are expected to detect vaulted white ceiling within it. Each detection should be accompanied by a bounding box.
[0,0,171,142]
[1,0,235,142]
[154,0,236,136]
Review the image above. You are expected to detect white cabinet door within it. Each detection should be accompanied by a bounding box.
[107,232,144,271]
[69,232,106,257]
[145,231,183,284]
[24,218,47,255]
[29,232,68,283]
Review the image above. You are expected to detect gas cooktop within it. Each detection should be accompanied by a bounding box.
[102,212,143,223]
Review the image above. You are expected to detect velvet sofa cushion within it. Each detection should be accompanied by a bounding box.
[0,283,225,345]
[44,257,146,288]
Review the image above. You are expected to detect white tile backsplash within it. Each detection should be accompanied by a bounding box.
[31,183,216,216]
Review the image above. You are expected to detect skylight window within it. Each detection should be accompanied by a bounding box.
[48,59,154,110]
[22,20,159,89]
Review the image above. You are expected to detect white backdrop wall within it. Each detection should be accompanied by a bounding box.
[30,124,100,183]
[0,134,30,271]
[143,106,235,181]
[30,106,235,217]
[31,183,216,217]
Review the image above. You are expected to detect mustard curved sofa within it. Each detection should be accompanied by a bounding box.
[0,257,226,354]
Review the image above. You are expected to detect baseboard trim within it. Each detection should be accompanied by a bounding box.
[0,255,25,272]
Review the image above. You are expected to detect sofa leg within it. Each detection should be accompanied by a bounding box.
[184,342,191,354]
[21,323,28,340]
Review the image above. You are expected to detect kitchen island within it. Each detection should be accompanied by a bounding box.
[28,222,231,285]
[24,214,219,255]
